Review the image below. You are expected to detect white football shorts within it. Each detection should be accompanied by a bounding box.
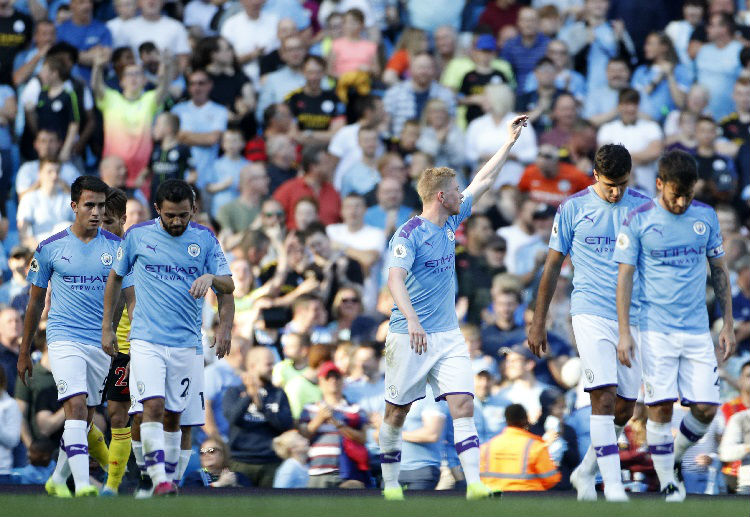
[384,328,474,406]
[572,314,642,401]
[180,350,205,426]
[48,341,111,406]
[640,330,720,406]
[129,339,195,414]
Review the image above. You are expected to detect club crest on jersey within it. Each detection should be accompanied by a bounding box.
[446,228,455,241]
[584,369,594,384]
[116,246,123,261]
[30,258,39,272]
[387,385,399,399]
[101,252,113,266]
[57,380,67,394]
[393,244,407,259]
[187,243,201,257]
[616,233,629,250]
[693,221,706,235]
[137,381,145,395]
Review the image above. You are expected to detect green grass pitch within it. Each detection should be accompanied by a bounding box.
[2,493,748,517]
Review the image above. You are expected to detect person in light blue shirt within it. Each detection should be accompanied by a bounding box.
[17,175,117,498]
[378,115,528,501]
[398,388,445,490]
[102,179,235,495]
[613,150,736,502]
[206,130,248,218]
[528,144,649,502]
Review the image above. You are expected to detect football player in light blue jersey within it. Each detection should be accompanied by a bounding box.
[614,150,736,502]
[528,144,648,502]
[102,179,234,496]
[378,114,527,501]
[17,174,118,498]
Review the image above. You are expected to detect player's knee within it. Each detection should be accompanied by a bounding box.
[180,425,192,447]
[447,395,474,419]
[590,389,617,415]
[613,398,635,426]
[142,398,165,422]
[384,403,410,427]
[691,403,717,424]
[64,395,88,420]
[164,411,181,431]
[647,402,673,423]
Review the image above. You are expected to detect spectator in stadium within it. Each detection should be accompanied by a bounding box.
[328,8,378,78]
[203,337,250,441]
[517,144,591,207]
[258,18,301,78]
[12,20,56,88]
[477,0,521,38]
[0,0,32,87]
[272,429,310,488]
[459,233,507,326]
[55,0,112,83]
[384,52,456,137]
[538,93,580,149]
[0,307,20,399]
[299,361,369,488]
[695,12,744,120]
[274,145,341,230]
[500,6,550,94]
[293,198,320,232]
[106,0,136,48]
[596,88,663,195]
[718,359,750,493]
[523,39,586,102]
[480,274,524,356]
[582,57,632,127]
[719,78,750,158]
[416,98,465,173]
[0,366,21,473]
[182,435,251,488]
[497,344,549,424]
[265,134,299,195]
[205,128,249,218]
[272,332,310,389]
[465,83,537,187]
[8,439,55,485]
[216,163,269,236]
[121,0,191,70]
[497,196,538,273]
[0,247,32,306]
[529,388,579,491]
[719,408,750,494]
[516,57,566,136]
[363,177,413,239]
[631,31,692,124]
[339,127,381,197]
[733,258,750,354]
[693,116,738,205]
[16,159,74,248]
[343,344,383,404]
[383,27,428,86]
[223,346,293,488]
[285,344,331,420]
[256,35,308,122]
[664,0,706,66]
[479,403,561,491]
[472,362,510,443]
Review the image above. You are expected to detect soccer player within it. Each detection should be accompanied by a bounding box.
[613,150,736,502]
[528,144,649,501]
[102,179,234,496]
[17,175,120,497]
[378,114,527,501]
[100,187,136,495]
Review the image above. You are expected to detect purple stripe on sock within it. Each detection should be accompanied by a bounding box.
[64,443,89,458]
[380,451,401,464]
[649,443,674,455]
[144,449,165,466]
[455,435,480,455]
[679,420,702,443]
[165,461,177,474]
[594,444,619,457]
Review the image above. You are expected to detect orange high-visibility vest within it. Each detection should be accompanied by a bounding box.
[479,426,561,491]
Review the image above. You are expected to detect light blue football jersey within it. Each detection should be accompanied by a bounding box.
[387,194,473,334]
[613,199,724,334]
[549,186,649,323]
[113,219,231,348]
[27,227,121,347]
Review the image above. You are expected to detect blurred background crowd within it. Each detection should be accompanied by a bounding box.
[0,0,749,495]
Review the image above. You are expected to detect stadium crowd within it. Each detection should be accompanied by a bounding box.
[0,0,749,496]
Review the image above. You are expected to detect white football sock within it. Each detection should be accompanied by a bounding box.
[62,419,91,490]
[674,412,709,464]
[164,430,182,482]
[141,422,168,485]
[453,417,481,485]
[590,414,623,489]
[379,422,403,490]
[646,420,675,491]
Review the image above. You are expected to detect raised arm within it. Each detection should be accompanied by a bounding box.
[91,48,108,101]
[709,255,736,362]
[616,263,636,367]
[528,250,566,357]
[155,51,175,107]
[102,269,124,357]
[463,114,527,203]
[17,285,47,386]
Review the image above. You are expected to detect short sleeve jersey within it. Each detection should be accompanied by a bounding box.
[613,199,724,334]
[113,220,231,348]
[387,194,473,334]
[27,228,121,347]
[285,88,344,131]
[549,186,649,323]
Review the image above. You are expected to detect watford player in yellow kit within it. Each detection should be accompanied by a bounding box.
[100,188,136,495]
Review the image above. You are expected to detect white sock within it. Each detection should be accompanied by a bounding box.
[453,417,481,485]
[51,438,71,485]
[141,422,168,485]
[378,422,403,490]
[646,420,675,490]
[132,440,146,477]
[615,424,625,438]
[176,449,193,483]
[590,414,623,489]
[578,445,598,476]
[62,419,91,490]
[164,430,182,481]
[674,412,709,464]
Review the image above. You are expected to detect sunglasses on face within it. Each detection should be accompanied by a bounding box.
[340,298,359,304]
[200,447,218,455]
[263,211,285,217]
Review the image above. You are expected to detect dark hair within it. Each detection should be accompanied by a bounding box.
[158,111,181,133]
[504,403,528,427]
[464,214,490,234]
[71,175,109,203]
[696,114,716,126]
[741,46,750,68]
[303,54,326,70]
[238,228,270,252]
[301,222,327,242]
[112,46,133,65]
[105,187,127,218]
[712,12,735,34]
[301,144,327,173]
[618,87,640,105]
[0,366,6,392]
[47,41,78,64]
[535,56,555,69]
[342,192,366,204]
[43,55,69,81]
[138,41,158,56]
[648,31,679,65]
[263,103,286,128]
[344,8,365,24]
[657,150,698,187]
[193,36,241,73]
[740,359,750,375]
[594,144,632,180]
[155,179,195,209]
[684,0,706,10]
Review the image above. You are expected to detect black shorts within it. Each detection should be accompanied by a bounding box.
[104,352,130,402]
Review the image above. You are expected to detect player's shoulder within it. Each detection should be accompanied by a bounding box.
[623,199,656,226]
[623,188,650,207]
[188,221,220,243]
[558,186,591,212]
[35,228,69,253]
[100,229,122,243]
[122,219,158,239]
[394,216,425,241]
[688,199,719,219]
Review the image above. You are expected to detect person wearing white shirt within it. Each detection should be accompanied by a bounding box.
[256,35,307,123]
[0,367,21,474]
[121,0,191,69]
[184,0,219,34]
[597,88,663,196]
[106,0,137,48]
[497,197,539,274]
[15,129,80,198]
[664,0,706,66]
[16,159,74,248]
[465,83,537,188]
[220,0,279,85]
[719,408,750,494]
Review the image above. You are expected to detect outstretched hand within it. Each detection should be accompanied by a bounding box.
[507,114,528,143]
